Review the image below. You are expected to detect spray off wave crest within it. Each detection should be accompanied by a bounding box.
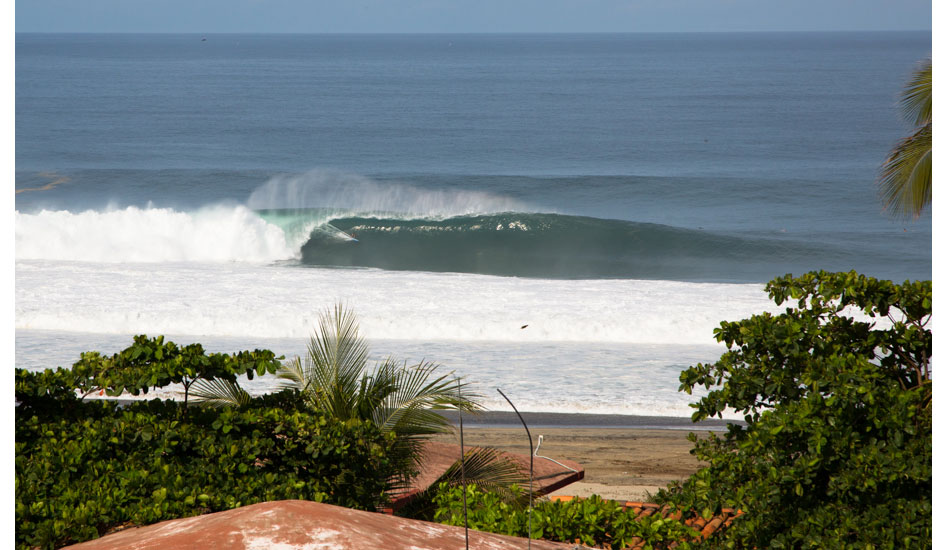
[246,170,528,218]
[14,169,833,281]
[15,171,529,264]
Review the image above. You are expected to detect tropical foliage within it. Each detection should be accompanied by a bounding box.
[879,58,932,218]
[16,352,398,550]
[658,271,931,548]
[432,483,697,549]
[193,304,487,488]
[394,446,528,519]
[19,334,284,407]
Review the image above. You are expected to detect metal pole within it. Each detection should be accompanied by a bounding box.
[458,380,469,550]
[497,389,533,550]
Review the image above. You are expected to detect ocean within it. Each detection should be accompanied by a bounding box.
[15,32,932,418]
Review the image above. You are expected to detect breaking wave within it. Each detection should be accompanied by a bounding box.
[15,171,840,281]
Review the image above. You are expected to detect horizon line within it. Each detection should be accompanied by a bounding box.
[14,29,933,35]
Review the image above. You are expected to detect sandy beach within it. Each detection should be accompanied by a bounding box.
[432,411,734,502]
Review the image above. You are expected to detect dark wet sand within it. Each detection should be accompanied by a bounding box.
[436,410,737,431]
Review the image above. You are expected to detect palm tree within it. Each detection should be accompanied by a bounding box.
[879,58,931,219]
[275,304,485,486]
[275,304,479,443]
[192,304,524,494]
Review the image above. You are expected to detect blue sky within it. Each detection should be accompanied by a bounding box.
[15,0,932,33]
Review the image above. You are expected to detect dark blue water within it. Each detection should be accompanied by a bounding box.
[15,32,932,283]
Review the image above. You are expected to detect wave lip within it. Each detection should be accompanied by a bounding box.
[15,205,296,263]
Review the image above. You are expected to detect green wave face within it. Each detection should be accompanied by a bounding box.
[256,208,345,245]
[294,212,842,282]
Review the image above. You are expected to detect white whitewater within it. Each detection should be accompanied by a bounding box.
[15,205,297,263]
[16,259,779,344]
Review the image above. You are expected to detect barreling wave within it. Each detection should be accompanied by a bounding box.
[298,211,830,281]
[15,202,836,281]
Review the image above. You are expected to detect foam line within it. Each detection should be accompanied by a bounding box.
[15,259,780,345]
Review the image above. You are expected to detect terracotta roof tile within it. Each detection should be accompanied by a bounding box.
[546,496,742,549]
[619,500,741,550]
[635,506,656,520]
[686,515,708,529]
[701,516,725,538]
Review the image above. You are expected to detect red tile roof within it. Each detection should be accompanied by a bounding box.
[385,441,585,513]
[548,497,742,549]
[65,500,577,550]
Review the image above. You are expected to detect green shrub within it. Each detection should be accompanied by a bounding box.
[15,342,400,550]
[432,483,695,549]
[44,334,283,405]
[658,271,931,548]
[192,305,484,491]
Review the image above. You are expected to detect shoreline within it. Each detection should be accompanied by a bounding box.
[435,410,741,431]
[93,398,742,432]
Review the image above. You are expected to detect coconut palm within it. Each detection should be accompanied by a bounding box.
[275,304,481,451]
[879,58,931,219]
[191,304,514,491]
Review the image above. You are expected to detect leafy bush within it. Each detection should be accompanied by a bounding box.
[658,271,931,548]
[192,305,484,492]
[15,340,400,550]
[70,334,281,404]
[432,483,696,549]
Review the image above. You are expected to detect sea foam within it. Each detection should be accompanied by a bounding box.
[18,258,775,418]
[15,205,296,263]
[15,259,780,345]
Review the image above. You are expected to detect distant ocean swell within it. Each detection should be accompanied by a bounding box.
[16,206,834,282]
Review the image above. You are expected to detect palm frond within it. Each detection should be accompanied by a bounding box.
[292,304,373,420]
[313,303,370,387]
[373,360,483,437]
[190,377,252,408]
[900,59,931,126]
[276,356,307,389]
[397,446,529,518]
[272,303,491,496]
[436,447,528,494]
[276,356,322,408]
[879,58,932,219]
[356,362,399,421]
[879,123,931,219]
